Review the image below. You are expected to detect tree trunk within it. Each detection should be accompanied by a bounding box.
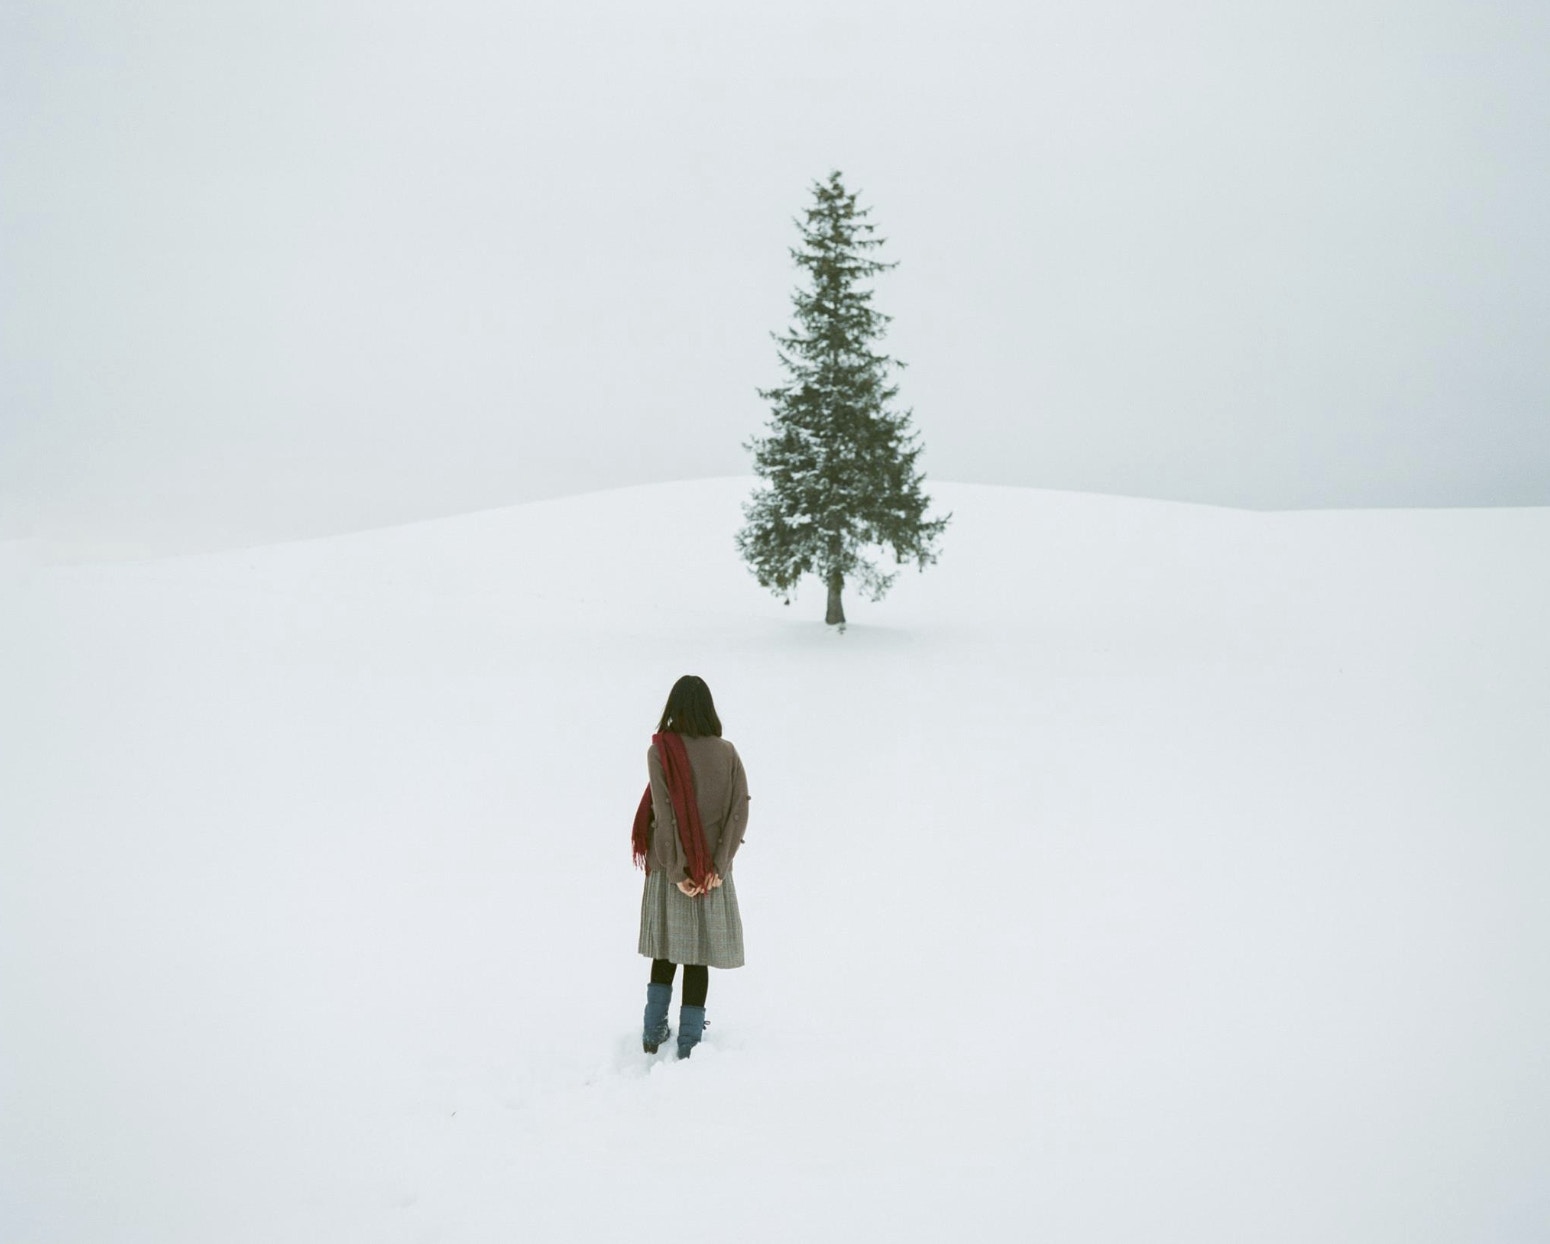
[825,571,846,626]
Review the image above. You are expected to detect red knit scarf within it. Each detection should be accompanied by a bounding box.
[632,732,713,888]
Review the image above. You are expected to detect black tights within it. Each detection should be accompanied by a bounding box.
[650,959,708,1008]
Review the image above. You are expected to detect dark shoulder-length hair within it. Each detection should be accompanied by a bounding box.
[657,674,722,738]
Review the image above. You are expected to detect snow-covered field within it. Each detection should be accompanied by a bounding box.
[2,478,1547,1243]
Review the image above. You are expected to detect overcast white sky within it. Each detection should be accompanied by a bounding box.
[3,0,1548,550]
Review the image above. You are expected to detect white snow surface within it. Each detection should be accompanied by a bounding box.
[2,478,1548,1242]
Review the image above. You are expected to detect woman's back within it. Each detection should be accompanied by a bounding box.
[646,734,749,879]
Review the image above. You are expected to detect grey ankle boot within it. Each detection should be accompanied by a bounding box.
[643,982,672,1053]
[676,1004,706,1059]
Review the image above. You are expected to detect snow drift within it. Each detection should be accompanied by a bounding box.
[2,478,1547,1243]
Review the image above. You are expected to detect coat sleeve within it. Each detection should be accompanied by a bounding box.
[647,744,689,883]
[713,747,751,878]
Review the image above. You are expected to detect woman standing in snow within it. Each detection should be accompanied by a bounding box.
[632,674,750,1059]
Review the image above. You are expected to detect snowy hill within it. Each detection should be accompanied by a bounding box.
[2,478,1547,1243]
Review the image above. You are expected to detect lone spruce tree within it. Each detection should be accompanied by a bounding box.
[738,171,947,627]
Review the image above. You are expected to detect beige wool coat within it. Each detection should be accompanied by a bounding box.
[645,734,751,883]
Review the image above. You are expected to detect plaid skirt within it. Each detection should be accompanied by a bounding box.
[637,869,745,968]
